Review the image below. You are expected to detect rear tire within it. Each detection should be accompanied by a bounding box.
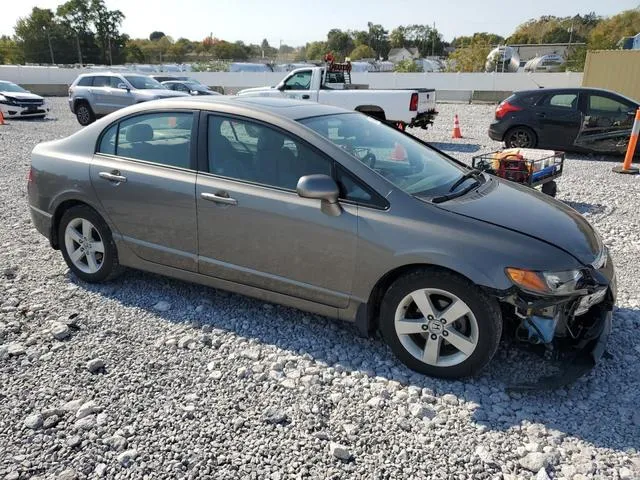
[541,181,557,197]
[75,102,95,126]
[379,269,502,379]
[504,126,537,149]
[58,205,121,283]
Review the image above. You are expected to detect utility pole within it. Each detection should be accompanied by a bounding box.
[108,35,113,65]
[431,22,435,57]
[45,27,55,64]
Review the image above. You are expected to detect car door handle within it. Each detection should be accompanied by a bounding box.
[302,94,310,99]
[536,112,546,118]
[99,171,127,183]
[201,192,237,206]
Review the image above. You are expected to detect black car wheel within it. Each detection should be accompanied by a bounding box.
[505,126,537,149]
[379,269,502,379]
[541,181,557,197]
[75,102,95,126]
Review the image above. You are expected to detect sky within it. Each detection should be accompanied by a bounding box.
[1,0,637,45]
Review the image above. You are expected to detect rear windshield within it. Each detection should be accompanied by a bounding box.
[124,76,165,90]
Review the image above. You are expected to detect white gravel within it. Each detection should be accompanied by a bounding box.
[0,98,639,479]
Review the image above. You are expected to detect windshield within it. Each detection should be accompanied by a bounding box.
[0,82,27,93]
[124,76,165,90]
[299,113,467,197]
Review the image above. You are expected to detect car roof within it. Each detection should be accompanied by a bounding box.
[78,72,144,77]
[514,87,639,103]
[158,96,350,120]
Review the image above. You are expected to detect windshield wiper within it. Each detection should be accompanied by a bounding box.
[432,180,481,204]
[448,169,483,192]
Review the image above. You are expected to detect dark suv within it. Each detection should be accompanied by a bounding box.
[489,88,638,154]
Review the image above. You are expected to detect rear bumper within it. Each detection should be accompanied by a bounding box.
[409,110,438,129]
[29,205,53,244]
[0,103,50,118]
[488,121,506,141]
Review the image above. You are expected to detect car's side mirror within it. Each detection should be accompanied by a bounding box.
[117,83,130,91]
[296,174,341,216]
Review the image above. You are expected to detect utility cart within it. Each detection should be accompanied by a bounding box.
[472,148,565,197]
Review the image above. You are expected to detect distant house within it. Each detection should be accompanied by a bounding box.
[388,47,420,63]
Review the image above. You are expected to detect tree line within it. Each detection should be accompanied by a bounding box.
[0,4,638,71]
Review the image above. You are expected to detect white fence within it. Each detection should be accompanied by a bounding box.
[0,66,583,100]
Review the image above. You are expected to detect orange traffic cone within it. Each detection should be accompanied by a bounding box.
[451,114,462,139]
[0,111,6,125]
[390,142,407,161]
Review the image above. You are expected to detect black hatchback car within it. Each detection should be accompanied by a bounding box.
[489,88,638,154]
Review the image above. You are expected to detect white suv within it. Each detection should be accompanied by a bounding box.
[68,72,189,125]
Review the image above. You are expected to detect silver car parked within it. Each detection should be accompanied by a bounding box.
[68,72,189,126]
[28,97,615,385]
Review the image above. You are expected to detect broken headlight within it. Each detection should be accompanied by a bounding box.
[506,267,584,295]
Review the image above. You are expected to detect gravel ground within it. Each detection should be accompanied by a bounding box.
[0,98,639,480]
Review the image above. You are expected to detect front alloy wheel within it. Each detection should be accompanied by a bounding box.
[380,270,502,378]
[394,288,479,368]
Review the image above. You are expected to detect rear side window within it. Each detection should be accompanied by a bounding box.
[515,93,542,106]
[91,76,110,88]
[98,124,117,155]
[96,112,194,169]
[77,76,93,87]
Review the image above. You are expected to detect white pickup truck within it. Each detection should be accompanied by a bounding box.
[237,65,437,130]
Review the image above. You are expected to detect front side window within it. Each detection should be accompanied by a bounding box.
[300,113,467,198]
[124,76,165,90]
[207,115,331,190]
[109,77,123,88]
[97,112,193,169]
[588,95,633,114]
[284,71,312,90]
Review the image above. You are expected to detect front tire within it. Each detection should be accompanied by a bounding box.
[379,269,502,379]
[58,206,121,283]
[504,126,537,149]
[75,102,95,126]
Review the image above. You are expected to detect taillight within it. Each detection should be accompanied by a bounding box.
[495,100,522,119]
[409,93,419,112]
[27,167,34,184]
[68,87,73,97]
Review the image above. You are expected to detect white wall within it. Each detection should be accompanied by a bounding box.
[0,65,583,92]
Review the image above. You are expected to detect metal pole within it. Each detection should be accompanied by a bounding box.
[46,28,55,65]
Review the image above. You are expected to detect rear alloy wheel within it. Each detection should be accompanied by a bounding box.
[505,126,536,149]
[380,270,502,378]
[75,103,95,126]
[59,206,121,282]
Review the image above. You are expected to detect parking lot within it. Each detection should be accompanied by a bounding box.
[1,98,639,479]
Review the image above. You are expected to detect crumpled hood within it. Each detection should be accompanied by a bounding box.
[237,86,275,96]
[435,178,602,265]
[0,91,43,101]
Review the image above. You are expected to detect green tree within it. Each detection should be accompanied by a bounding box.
[448,37,492,72]
[389,26,406,48]
[0,36,23,64]
[394,59,422,72]
[56,0,94,64]
[589,8,640,50]
[304,41,327,60]
[367,22,389,58]
[14,7,60,64]
[451,32,504,49]
[349,44,375,60]
[327,29,354,59]
[149,31,165,41]
[91,0,124,65]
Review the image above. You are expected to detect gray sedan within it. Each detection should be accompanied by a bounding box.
[27,96,615,384]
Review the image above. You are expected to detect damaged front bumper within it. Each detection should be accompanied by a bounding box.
[497,254,616,390]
